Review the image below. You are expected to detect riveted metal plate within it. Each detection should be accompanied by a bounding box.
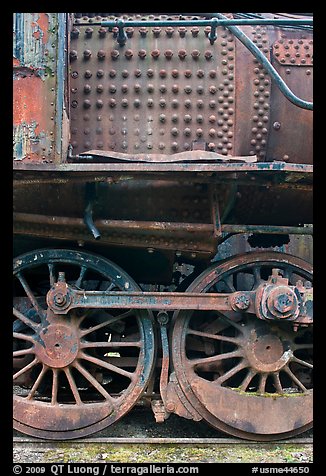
[69,15,236,156]
[272,38,313,66]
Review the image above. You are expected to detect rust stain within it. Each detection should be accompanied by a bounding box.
[13,75,47,135]
[13,58,21,67]
[36,13,49,44]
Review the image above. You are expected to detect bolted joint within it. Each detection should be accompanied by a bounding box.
[230,292,251,311]
[267,286,298,319]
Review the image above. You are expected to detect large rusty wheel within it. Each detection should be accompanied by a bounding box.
[172,252,313,440]
[13,249,155,439]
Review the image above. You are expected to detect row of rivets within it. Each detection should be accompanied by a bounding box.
[71,26,216,39]
[250,27,271,159]
[76,84,220,94]
[72,99,223,109]
[71,69,218,79]
[70,49,214,62]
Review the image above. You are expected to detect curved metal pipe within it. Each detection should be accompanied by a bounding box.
[203,12,313,111]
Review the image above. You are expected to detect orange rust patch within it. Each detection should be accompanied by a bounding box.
[36,13,49,44]
[13,75,47,135]
[13,58,21,67]
[33,30,41,40]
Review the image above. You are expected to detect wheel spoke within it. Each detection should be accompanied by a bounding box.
[291,356,313,369]
[13,357,39,381]
[79,352,134,380]
[218,313,244,333]
[258,373,268,394]
[215,360,247,385]
[186,328,240,345]
[27,365,48,400]
[283,366,307,392]
[222,275,236,292]
[13,348,34,358]
[48,263,56,287]
[13,332,36,344]
[80,311,133,337]
[239,369,257,391]
[272,372,284,393]
[190,349,243,368]
[13,307,40,333]
[75,265,87,289]
[63,367,83,405]
[16,272,45,318]
[73,360,115,405]
[51,369,59,405]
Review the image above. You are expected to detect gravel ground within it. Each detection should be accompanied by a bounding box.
[13,407,313,464]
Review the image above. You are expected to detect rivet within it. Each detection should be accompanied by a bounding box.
[159,114,166,123]
[209,70,217,78]
[171,142,178,150]
[306,69,311,75]
[96,84,103,93]
[147,99,153,107]
[160,84,167,93]
[134,99,141,108]
[209,100,216,109]
[196,86,204,94]
[153,27,161,37]
[191,50,200,60]
[184,85,192,94]
[196,100,204,109]
[125,49,133,59]
[184,114,192,123]
[98,26,107,37]
[159,142,165,149]
[191,27,199,37]
[273,121,281,130]
[172,114,178,122]
[138,49,146,59]
[204,51,213,60]
[209,128,216,137]
[83,99,91,109]
[97,49,105,60]
[147,69,154,77]
[165,27,174,37]
[196,115,203,123]
[147,84,154,93]
[204,26,211,37]
[121,84,128,93]
[184,128,191,136]
[109,84,116,93]
[209,115,216,123]
[159,69,167,78]
[172,84,179,93]
[196,128,203,137]
[69,50,78,61]
[172,99,179,108]
[121,99,128,108]
[185,99,192,108]
[285,69,291,74]
[126,27,134,38]
[84,84,91,94]
[151,49,160,59]
[178,49,187,60]
[85,27,93,38]
[172,69,179,78]
[139,27,148,37]
[109,69,116,78]
[197,69,205,78]
[171,127,179,136]
[121,70,128,78]
[71,71,79,79]
[178,27,187,37]
[209,85,217,94]
[164,50,173,59]
[184,70,192,78]
[134,69,142,77]
[159,99,166,108]
[134,84,141,92]
[111,50,119,60]
[208,142,215,150]
[83,49,92,59]
[96,99,103,108]
[71,100,78,108]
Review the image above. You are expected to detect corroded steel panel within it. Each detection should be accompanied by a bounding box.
[13,13,68,162]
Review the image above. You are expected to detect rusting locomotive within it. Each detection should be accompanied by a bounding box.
[13,13,313,441]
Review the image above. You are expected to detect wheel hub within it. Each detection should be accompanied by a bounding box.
[36,323,79,368]
[246,332,291,373]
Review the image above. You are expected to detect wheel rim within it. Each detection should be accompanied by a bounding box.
[13,249,155,439]
[172,252,313,440]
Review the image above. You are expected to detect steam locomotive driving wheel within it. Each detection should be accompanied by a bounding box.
[172,252,313,440]
[13,249,155,439]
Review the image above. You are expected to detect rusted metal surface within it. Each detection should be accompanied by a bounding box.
[13,249,155,439]
[172,252,313,440]
[13,13,69,163]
